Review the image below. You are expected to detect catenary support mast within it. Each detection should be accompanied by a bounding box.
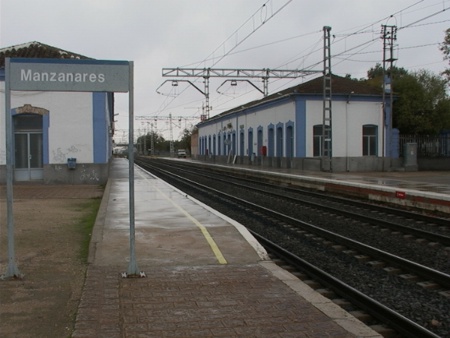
[322,26,333,172]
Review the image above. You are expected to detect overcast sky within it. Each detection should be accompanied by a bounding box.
[1,0,449,142]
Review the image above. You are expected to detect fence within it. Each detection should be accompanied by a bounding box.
[399,134,450,158]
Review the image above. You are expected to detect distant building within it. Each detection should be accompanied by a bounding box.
[0,42,115,184]
[195,75,396,172]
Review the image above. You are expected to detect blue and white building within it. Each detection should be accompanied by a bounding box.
[195,75,395,172]
[0,42,115,184]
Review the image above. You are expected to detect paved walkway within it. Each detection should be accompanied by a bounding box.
[72,158,381,337]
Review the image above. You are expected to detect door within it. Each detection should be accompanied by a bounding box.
[14,114,44,181]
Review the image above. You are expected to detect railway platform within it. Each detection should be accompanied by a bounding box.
[189,159,450,215]
[73,157,381,337]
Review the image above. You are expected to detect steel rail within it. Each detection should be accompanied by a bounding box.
[136,159,450,289]
[137,159,443,337]
[143,158,450,246]
[253,232,440,338]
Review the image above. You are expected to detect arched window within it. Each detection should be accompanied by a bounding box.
[286,122,294,158]
[239,129,245,156]
[268,125,274,157]
[257,127,263,156]
[276,123,283,157]
[218,133,222,155]
[248,128,253,157]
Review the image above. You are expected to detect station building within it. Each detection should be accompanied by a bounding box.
[195,75,398,172]
[0,42,115,184]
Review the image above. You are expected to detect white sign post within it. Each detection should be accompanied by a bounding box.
[2,58,142,278]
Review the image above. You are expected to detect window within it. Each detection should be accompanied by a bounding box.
[363,125,377,156]
[268,126,274,157]
[313,124,331,157]
[286,124,293,158]
[14,113,42,131]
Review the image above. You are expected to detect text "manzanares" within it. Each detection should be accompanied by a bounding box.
[20,69,106,83]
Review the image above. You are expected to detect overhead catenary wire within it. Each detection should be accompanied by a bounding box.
[154,0,294,117]
[154,0,450,123]
[282,1,448,80]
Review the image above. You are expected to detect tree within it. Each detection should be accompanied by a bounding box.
[439,28,450,83]
[367,63,408,80]
[365,63,408,92]
[393,70,450,134]
[177,127,193,151]
[361,62,450,134]
[137,130,166,154]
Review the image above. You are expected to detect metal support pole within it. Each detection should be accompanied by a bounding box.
[322,26,333,172]
[204,76,210,119]
[381,25,397,159]
[151,123,155,155]
[144,123,147,156]
[2,58,22,279]
[169,113,174,156]
[125,61,143,278]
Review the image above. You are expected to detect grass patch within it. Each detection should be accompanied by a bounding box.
[77,198,102,263]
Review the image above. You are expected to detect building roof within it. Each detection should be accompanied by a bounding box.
[202,74,382,124]
[0,41,91,67]
[287,74,381,96]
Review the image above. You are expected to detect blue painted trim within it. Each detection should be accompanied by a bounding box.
[43,114,49,164]
[295,98,306,157]
[9,58,129,66]
[92,92,107,163]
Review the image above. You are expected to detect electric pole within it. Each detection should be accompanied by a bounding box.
[381,24,397,159]
[322,26,332,172]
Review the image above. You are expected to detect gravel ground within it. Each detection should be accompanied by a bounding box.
[0,184,103,338]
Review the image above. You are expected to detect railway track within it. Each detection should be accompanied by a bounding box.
[135,157,450,337]
[254,233,440,338]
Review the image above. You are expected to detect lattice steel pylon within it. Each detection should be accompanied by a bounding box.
[381,24,397,159]
[322,26,333,172]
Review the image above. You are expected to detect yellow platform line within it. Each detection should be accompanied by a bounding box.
[138,172,228,264]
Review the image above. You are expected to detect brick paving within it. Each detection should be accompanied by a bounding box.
[73,264,356,338]
[69,158,380,337]
[2,160,381,337]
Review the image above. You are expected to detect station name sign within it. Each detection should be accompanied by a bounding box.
[8,58,130,92]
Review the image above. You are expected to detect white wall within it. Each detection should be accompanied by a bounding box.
[198,97,383,158]
[306,100,383,157]
[0,82,94,164]
[200,101,295,155]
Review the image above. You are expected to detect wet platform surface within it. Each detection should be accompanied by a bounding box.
[212,162,450,196]
[307,170,450,195]
[197,161,450,214]
[73,158,381,337]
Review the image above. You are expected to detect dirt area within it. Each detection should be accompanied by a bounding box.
[0,185,103,338]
